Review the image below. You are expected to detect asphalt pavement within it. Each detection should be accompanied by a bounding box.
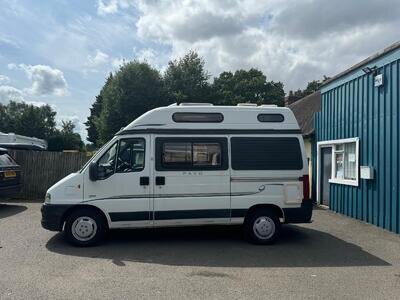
[1,202,400,299]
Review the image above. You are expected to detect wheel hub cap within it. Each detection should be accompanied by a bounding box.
[253,216,275,240]
[71,217,97,242]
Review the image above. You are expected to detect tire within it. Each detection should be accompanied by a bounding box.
[64,208,107,247]
[244,209,281,245]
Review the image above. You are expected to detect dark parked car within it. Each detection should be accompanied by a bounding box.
[0,148,21,198]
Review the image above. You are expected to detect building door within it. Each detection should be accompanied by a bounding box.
[320,147,332,206]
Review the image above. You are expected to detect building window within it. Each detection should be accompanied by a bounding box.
[320,137,359,186]
[156,138,227,171]
[333,142,357,181]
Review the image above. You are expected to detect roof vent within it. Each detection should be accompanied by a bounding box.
[179,103,214,106]
[237,103,257,107]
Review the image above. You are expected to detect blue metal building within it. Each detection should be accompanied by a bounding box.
[313,41,400,234]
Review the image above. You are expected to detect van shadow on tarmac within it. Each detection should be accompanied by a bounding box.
[0,204,27,219]
[46,224,390,268]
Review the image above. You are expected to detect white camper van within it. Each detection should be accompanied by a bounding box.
[41,103,312,246]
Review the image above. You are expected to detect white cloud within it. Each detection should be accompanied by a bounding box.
[87,50,109,67]
[16,64,68,96]
[0,75,10,84]
[135,48,169,70]
[97,0,134,16]
[135,0,400,91]
[0,84,58,109]
[0,85,24,103]
[7,63,17,70]
[0,33,21,49]
[111,57,126,69]
[84,50,111,73]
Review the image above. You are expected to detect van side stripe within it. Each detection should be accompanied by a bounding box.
[231,209,248,218]
[108,209,249,222]
[82,191,259,203]
[109,211,150,222]
[155,209,230,220]
[117,128,301,135]
[230,176,298,182]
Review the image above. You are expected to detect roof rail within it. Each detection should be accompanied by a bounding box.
[179,103,214,106]
[259,104,278,107]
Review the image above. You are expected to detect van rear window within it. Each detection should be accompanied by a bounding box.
[231,137,303,170]
[172,112,223,123]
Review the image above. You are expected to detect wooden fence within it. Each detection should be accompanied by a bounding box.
[9,150,90,200]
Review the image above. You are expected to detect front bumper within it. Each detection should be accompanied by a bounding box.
[0,184,22,198]
[41,204,73,231]
[282,199,313,223]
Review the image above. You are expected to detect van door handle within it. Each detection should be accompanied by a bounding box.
[140,176,149,186]
[155,176,165,185]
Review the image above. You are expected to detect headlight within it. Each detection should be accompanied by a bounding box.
[44,193,51,204]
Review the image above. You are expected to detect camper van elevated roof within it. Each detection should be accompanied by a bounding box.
[117,104,300,135]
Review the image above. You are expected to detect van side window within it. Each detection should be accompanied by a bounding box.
[116,138,145,173]
[163,142,192,167]
[97,142,118,180]
[193,143,221,166]
[156,138,227,171]
[97,139,145,179]
[231,137,303,170]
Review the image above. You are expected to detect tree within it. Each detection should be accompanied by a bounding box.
[212,68,285,106]
[86,52,290,146]
[0,101,57,139]
[164,51,212,103]
[47,120,84,151]
[85,73,113,146]
[0,101,84,152]
[95,61,169,144]
[288,76,330,104]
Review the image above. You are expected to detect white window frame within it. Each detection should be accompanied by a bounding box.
[318,137,359,186]
[316,137,359,204]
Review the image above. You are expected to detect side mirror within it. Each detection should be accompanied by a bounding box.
[89,162,98,181]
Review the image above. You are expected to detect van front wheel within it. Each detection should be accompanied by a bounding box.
[245,209,281,244]
[64,208,107,247]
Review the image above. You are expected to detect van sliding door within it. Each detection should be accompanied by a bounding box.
[152,136,230,226]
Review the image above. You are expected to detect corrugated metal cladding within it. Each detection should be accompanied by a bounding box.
[314,47,400,234]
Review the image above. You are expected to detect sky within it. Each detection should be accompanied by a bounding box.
[0,0,399,141]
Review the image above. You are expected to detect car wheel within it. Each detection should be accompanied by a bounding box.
[245,209,281,245]
[64,208,107,247]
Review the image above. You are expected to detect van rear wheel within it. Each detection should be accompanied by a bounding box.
[64,208,107,247]
[245,209,281,244]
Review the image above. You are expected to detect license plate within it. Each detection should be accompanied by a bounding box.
[4,170,16,178]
